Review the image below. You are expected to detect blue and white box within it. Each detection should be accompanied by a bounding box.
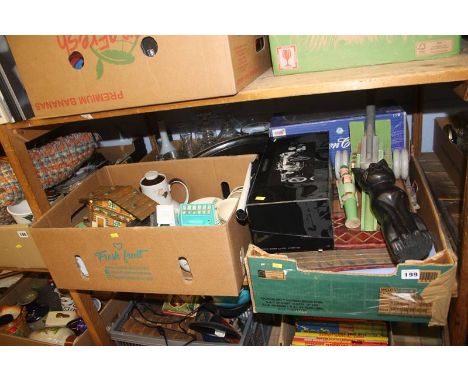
[269,107,406,168]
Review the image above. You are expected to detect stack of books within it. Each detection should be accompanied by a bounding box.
[292,317,389,346]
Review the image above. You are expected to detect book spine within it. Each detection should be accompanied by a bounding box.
[296,327,388,338]
[296,321,388,336]
[294,332,388,343]
[292,337,387,346]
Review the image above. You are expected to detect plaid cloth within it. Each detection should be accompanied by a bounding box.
[0,132,98,207]
[0,206,15,225]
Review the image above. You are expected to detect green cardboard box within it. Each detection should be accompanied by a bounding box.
[246,157,457,326]
[269,35,461,76]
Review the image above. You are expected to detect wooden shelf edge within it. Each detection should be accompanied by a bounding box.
[5,52,468,131]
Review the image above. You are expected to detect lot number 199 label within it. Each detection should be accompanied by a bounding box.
[401,269,420,280]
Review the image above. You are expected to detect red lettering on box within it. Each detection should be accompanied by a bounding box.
[57,35,140,53]
[77,91,124,105]
[97,36,110,51]
[34,97,81,110]
[81,35,90,50]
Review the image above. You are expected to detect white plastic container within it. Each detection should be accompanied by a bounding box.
[6,199,34,224]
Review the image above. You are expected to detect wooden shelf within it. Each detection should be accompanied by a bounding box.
[5,48,468,130]
[2,42,468,346]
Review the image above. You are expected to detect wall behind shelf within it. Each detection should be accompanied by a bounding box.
[5,82,466,158]
[156,83,468,154]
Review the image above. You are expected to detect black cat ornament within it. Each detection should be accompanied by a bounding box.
[353,159,433,264]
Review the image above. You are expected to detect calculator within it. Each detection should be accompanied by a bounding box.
[179,203,217,226]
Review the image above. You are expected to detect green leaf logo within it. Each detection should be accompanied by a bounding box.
[99,50,135,65]
[90,37,138,79]
[96,59,104,79]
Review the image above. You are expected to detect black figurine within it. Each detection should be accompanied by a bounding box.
[353,159,433,263]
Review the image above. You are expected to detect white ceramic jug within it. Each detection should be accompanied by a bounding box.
[140,171,189,211]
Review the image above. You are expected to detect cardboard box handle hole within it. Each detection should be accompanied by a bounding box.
[178,257,193,282]
[141,36,158,57]
[69,51,84,70]
[255,37,265,53]
[75,255,90,279]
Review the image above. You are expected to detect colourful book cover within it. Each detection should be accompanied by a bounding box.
[292,336,387,346]
[295,317,388,337]
[294,332,388,344]
[161,295,200,317]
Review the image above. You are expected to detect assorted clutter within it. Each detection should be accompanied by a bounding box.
[0,102,457,344]
[0,273,105,345]
[109,288,272,346]
[243,104,455,326]
[1,35,463,346]
[247,104,431,263]
[77,171,242,229]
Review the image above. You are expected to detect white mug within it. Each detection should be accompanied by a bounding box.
[140,171,189,211]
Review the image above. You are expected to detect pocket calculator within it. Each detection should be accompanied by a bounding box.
[179,203,217,226]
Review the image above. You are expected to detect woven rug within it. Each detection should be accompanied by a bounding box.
[0,206,15,225]
[0,132,98,208]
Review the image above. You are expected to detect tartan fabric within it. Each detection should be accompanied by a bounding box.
[0,206,15,225]
[0,132,98,207]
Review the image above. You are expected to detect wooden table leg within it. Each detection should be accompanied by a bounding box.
[70,290,113,346]
[0,126,50,217]
[449,158,468,345]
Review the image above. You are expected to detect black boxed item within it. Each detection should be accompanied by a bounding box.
[246,132,334,252]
